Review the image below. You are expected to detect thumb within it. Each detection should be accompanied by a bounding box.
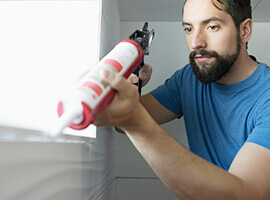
[127,73,139,84]
[101,69,137,98]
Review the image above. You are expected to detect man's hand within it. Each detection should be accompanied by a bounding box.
[110,63,152,134]
[94,69,142,129]
[128,64,152,86]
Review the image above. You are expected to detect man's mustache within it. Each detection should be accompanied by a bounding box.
[190,50,219,58]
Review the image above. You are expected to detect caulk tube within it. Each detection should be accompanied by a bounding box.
[56,39,144,134]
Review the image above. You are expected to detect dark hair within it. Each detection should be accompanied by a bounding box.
[212,0,252,27]
[183,0,252,28]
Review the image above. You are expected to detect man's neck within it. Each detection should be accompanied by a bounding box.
[216,51,259,86]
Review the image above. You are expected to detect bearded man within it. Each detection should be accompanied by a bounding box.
[96,0,270,199]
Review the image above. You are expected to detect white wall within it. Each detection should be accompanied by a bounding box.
[100,0,121,58]
[249,23,270,65]
[95,0,121,199]
[0,127,93,200]
[116,21,270,200]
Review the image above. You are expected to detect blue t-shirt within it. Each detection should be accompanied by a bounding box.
[150,62,270,170]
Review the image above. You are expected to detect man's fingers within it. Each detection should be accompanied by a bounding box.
[127,73,139,84]
[101,69,137,97]
[139,64,152,86]
[139,64,152,79]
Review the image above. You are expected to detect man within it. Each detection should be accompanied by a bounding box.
[96,0,270,199]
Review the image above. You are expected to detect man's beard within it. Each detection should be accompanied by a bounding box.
[189,36,241,84]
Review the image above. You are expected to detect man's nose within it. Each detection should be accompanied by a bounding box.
[191,30,207,50]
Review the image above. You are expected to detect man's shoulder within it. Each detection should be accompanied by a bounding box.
[252,63,270,110]
[257,62,270,86]
[259,62,270,73]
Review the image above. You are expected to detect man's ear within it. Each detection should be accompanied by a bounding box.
[240,18,253,44]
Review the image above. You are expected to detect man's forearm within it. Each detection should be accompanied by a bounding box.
[122,104,254,200]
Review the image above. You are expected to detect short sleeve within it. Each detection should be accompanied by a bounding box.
[150,69,183,117]
[246,95,270,150]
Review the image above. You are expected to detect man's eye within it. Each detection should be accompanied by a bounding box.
[208,25,219,31]
[184,27,192,33]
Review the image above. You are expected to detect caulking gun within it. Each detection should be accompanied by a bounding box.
[52,22,155,136]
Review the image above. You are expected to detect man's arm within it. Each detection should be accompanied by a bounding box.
[125,104,270,200]
[229,142,270,199]
[97,70,270,200]
[140,93,178,124]
[116,94,177,133]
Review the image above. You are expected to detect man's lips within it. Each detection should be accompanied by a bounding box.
[194,55,213,62]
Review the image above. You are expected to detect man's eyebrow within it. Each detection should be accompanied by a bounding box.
[182,22,191,27]
[202,17,225,24]
[182,17,225,27]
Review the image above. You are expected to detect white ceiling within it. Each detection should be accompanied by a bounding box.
[117,0,269,22]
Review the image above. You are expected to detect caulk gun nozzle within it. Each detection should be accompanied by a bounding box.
[50,105,84,138]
